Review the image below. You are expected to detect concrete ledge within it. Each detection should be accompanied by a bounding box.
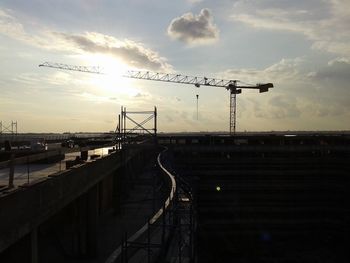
[0,151,125,253]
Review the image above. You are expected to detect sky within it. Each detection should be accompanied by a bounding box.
[0,0,349,133]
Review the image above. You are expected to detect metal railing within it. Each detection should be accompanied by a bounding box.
[0,144,116,191]
[106,146,196,263]
[0,133,115,143]
[106,147,178,263]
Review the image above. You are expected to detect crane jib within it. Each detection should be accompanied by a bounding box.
[125,70,273,91]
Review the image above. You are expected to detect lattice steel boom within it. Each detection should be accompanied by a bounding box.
[39,62,273,134]
[39,62,103,74]
[124,70,273,134]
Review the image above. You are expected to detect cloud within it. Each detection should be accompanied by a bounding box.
[10,71,75,90]
[187,0,203,4]
[54,32,172,71]
[0,9,53,48]
[307,57,350,104]
[0,8,26,40]
[268,95,301,119]
[167,8,219,45]
[220,56,350,129]
[79,92,115,103]
[221,57,304,84]
[230,0,350,57]
[133,92,149,98]
[312,57,350,81]
[0,8,172,71]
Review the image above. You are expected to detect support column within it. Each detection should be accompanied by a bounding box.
[81,150,88,161]
[77,195,87,256]
[8,153,15,188]
[87,185,98,258]
[31,227,38,263]
[72,186,99,259]
[113,169,121,215]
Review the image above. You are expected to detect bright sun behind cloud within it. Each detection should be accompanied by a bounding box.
[80,54,140,97]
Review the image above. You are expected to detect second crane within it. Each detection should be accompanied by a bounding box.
[123,71,273,135]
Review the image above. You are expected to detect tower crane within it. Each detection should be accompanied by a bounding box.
[39,62,273,134]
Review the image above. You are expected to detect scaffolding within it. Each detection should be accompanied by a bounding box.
[117,106,157,148]
[119,149,196,263]
[120,198,195,263]
[0,121,17,135]
[112,109,196,262]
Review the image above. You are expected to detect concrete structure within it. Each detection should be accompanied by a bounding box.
[165,134,350,262]
[0,145,158,262]
[0,133,349,263]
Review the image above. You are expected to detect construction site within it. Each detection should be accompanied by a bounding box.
[1,126,349,263]
[3,0,350,261]
[0,62,349,263]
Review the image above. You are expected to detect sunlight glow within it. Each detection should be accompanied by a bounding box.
[80,54,139,97]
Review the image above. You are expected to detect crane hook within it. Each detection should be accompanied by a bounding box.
[196,94,199,120]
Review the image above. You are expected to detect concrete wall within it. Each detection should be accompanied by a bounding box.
[171,141,350,263]
[0,146,152,262]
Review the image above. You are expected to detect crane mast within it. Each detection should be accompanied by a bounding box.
[39,62,273,134]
